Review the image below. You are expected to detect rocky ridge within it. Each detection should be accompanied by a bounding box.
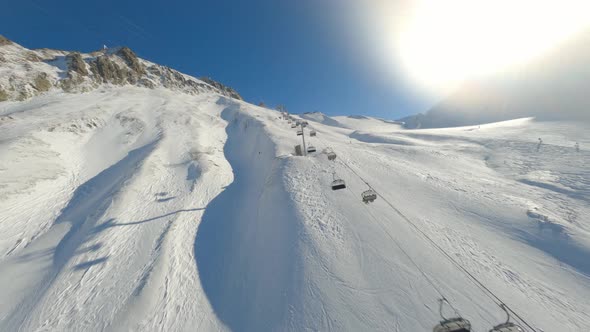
[0,35,242,102]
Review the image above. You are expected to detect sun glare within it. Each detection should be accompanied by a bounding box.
[372,0,590,94]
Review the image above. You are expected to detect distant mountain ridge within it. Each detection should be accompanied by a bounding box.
[0,35,242,102]
[399,29,590,128]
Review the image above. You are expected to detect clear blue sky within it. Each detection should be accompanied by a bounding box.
[1,0,435,118]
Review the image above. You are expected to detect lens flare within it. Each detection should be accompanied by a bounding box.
[350,0,590,95]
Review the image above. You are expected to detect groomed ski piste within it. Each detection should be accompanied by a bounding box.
[1,87,589,331]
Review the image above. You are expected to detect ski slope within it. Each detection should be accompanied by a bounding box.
[1,87,589,331]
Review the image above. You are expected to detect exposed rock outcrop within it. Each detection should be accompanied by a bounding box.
[0,35,12,46]
[0,39,244,102]
[33,73,51,92]
[67,52,88,76]
[0,88,8,101]
[117,47,145,76]
[200,77,242,100]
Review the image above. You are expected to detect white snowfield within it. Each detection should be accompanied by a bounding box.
[0,87,589,332]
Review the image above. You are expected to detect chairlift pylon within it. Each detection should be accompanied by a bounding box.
[433,299,471,332]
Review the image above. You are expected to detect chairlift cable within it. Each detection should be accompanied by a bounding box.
[336,152,537,332]
[353,186,462,318]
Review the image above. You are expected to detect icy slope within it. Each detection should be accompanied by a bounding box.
[1,86,589,332]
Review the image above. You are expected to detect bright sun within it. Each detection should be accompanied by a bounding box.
[360,0,590,94]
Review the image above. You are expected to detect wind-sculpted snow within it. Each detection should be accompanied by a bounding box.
[0,87,230,331]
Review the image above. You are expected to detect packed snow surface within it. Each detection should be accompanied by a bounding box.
[1,87,589,331]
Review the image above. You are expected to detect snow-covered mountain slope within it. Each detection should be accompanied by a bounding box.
[400,29,590,128]
[0,35,241,102]
[1,83,589,331]
[300,112,347,128]
[300,112,403,132]
[332,115,403,132]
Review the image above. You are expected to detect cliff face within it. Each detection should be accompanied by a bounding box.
[0,36,242,102]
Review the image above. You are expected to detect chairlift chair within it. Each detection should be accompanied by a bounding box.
[362,190,377,203]
[307,146,316,153]
[433,318,472,332]
[297,130,303,136]
[488,305,523,332]
[310,130,317,137]
[291,123,297,128]
[331,179,346,190]
[489,323,523,332]
[433,299,471,332]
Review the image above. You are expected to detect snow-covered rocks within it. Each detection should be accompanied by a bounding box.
[0,35,242,102]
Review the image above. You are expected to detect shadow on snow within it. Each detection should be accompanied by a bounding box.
[194,103,300,332]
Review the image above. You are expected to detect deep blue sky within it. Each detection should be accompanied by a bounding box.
[1,0,435,118]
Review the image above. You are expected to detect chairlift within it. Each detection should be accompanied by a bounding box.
[489,323,523,332]
[434,318,472,332]
[489,305,523,332]
[325,148,336,160]
[331,179,346,190]
[297,130,303,136]
[331,171,346,190]
[310,130,317,137]
[361,190,377,203]
[433,299,471,332]
[307,146,316,153]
